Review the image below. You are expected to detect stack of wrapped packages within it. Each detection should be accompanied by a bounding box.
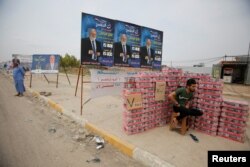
[123,71,169,135]
[162,67,183,123]
[122,67,249,143]
[195,78,223,136]
[218,99,249,142]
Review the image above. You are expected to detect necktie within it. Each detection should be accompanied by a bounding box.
[147,48,151,56]
[123,45,126,55]
[123,45,127,62]
[91,41,96,60]
[91,41,96,54]
[148,48,151,64]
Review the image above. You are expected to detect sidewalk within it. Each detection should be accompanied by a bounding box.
[7,72,250,167]
[223,91,250,99]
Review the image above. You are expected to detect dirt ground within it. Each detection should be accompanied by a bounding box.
[0,74,144,167]
[223,83,250,96]
[223,83,250,108]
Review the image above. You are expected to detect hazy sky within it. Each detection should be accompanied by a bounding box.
[0,0,249,66]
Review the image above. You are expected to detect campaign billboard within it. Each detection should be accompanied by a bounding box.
[113,21,141,67]
[140,27,163,69]
[81,12,163,69]
[31,54,60,74]
[81,13,114,66]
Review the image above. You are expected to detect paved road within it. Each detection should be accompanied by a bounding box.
[0,73,144,167]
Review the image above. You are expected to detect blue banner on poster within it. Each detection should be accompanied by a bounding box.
[113,21,141,68]
[140,27,163,69]
[81,13,114,66]
[31,54,60,73]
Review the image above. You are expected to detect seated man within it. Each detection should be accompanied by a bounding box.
[168,78,203,128]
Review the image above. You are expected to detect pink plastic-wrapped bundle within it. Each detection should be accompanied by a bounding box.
[222,99,249,111]
[198,93,222,102]
[218,99,249,142]
[135,76,153,83]
[198,98,221,107]
[123,108,158,135]
[196,115,220,125]
[188,117,196,129]
[197,103,221,112]
[194,126,217,136]
[217,131,246,143]
[194,77,223,135]
[197,89,223,96]
[198,83,223,91]
[195,121,218,131]
[136,82,154,88]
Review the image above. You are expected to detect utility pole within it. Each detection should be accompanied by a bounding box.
[248,42,250,64]
[245,42,250,84]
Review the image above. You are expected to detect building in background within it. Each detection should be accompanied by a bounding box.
[193,62,205,67]
[212,55,250,84]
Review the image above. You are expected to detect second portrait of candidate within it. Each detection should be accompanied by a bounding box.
[140,39,155,67]
[113,34,131,65]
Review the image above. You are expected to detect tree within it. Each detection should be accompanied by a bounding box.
[60,53,80,68]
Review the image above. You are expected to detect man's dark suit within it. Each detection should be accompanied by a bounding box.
[139,46,155,66]
[113,42,131,65]
[45,63,59,70]
[81,38,102,63]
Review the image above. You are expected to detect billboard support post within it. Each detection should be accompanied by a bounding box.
[43,74,50,84]
[75,65,82,96]
[56,73,59,88]
[29,73,32,88]
[81,66,84,115]
[63,66,71,86]
[74,65,85,115]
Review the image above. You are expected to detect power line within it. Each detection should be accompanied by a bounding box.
[203,57,223,64]
[163,56,223,63]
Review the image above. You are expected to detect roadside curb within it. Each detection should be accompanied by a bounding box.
[22,83,174,166]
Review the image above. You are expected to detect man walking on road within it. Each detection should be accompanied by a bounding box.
[12,58,25,97]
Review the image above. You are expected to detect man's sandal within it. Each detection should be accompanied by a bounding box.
[190,133,199,142]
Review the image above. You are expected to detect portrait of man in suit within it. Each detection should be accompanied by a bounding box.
[45,55,58,70]
[139,39,155,66]
[81,28,102,63]
[113,34,131,65]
